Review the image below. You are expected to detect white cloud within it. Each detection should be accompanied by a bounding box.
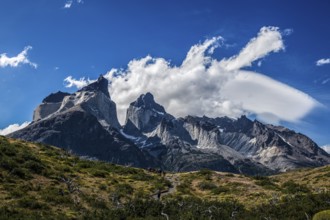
[64,0,83,9]
[322,145,330,154]
[64,26,319,125]
[316,58,330,66]
[219,26,284,71]
[0,122,30,136]
[64,76,95,89]
[0,46,37,68]
[64,0,73,8]
[221,71,318,124]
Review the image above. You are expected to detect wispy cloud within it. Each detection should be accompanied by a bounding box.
[0,46,37,68]
[0,122,30,136]
[282,28,294,36]
[316,58,330,66]
[64,76,95,89]
[220,26,284,71]
[64,0,83,9]
[64,26,319,125]
[64,0,73,8]
[322,78,330,85]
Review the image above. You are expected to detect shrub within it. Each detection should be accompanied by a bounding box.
[282,180,310,194]
[211,186,229,195]
[11,168,31,179]
[0,145,16,156]
[21,151,40,162]
[90,169,108,178]
[76,161,92,169]
[177,181,191,194]
[18,196,48,209]
[99,184,107,191]
[24,160,45,174]
[0,158,18,171]
[115,183,134,196]
[197,181,217,191]
[41,188,72,205]
[253,176,278,190]
[313,210,330,220]
[197,169,213,180]
[9,188,25,198]
[130,172,154,181]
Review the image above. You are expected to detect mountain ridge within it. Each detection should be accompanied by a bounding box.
[9,76,330,174]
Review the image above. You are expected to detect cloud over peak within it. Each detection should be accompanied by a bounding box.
[64,76,95,89]
[64,26,319,125]
[316,58,330,66]
[322,145,330,154]
[0,46,37,69]
[0,122,30,136]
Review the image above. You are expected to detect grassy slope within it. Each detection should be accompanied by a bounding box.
[1,135,330,219]
[0,136,169,219]
[174,166,330,209]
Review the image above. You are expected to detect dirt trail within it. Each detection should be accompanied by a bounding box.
[151,173,180,200]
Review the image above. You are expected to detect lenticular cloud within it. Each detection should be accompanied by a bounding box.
[65,26,320,125]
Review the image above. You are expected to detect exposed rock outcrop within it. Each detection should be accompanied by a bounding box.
[10,76,155,168]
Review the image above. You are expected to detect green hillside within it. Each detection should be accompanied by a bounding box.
[1,135,330,219]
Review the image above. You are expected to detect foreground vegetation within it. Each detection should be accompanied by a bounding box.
[0,135,330,219]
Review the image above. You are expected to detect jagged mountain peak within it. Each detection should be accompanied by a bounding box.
[42,91,70,103]
[78,75,110,98]
[236,115,253,124]
[132,92,166,114]
[10,83,330,175]
[32,74,120,129]
[125,92,174,133]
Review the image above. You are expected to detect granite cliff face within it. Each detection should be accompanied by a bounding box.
[180,115,330,172]
[10,76,155,168]
[9,77,330,174]
[121,93,330,174]
[125,92,174,133]
[33,91,70,121]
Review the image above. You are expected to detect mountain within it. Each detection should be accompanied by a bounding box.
[122,93,329,173]
[9,76,156,168]
[181,115,330,172]
[1,135,330,219]
[9,76,330,174]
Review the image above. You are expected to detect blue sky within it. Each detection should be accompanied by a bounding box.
[0,0,329,147]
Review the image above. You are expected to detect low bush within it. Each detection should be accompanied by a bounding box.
[17,197,48,210]
[313,209,330,220]
[177,181,191,194]
[211,186,230,195]
[282,180,310,194]
[197,169,213,180]
[24,160,45,174]
[115,183,134,196]
[11,168,31,179]
[90,169,108,178]
[197,181,217,191]
[253,176,278,190]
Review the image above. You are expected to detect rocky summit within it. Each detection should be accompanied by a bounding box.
[9,77,330,175]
